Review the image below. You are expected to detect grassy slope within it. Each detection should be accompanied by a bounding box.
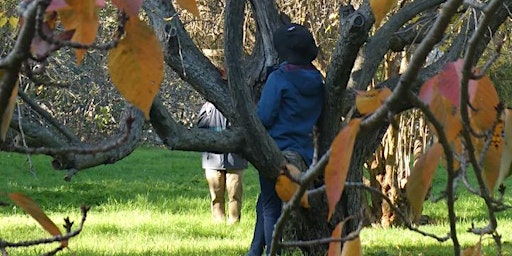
[1,147,511,255]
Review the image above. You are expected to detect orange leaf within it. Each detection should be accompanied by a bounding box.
[369,0,397,27]
[325,118,361,221]
[275,164,309,208]
[497,109,512,187]
[327,218,352,256]
[8,193,67,247]
[474,121,503,193]
[0,70,17,142]
[107,18,164,119]
[355,88,391,115]
[176,0,200,17]
[406,143,442,221]
[468,74,499,132]
[341,237,363,256]
[111,0,143,17]
[58,0,99,64]
[427,88,462,142]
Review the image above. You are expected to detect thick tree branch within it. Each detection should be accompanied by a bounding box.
[150,97,244,153]
[0,0,43,131]
[350,0,446,91]
[142,0,233,116]
[224,0,286,179]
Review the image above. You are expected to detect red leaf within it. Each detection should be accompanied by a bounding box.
[8,193,67,247]
[406,143,442,221]
[325,118,361,221]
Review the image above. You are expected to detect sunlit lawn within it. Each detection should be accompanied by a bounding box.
[1,146,512,255]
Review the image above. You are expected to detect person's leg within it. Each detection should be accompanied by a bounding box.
[247,194,265,256]
[259,175,282,255]
[226,169,243,224]
[205,169,226,222]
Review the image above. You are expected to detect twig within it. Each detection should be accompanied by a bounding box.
[0,205,89,252]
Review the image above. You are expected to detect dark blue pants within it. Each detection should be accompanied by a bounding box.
[247,175,282,256]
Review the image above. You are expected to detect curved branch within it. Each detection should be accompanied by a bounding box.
[149,97,244,153]
[350,0,446,91]
[142,0,233,116]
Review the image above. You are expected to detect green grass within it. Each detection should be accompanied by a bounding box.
[1,147,512,255]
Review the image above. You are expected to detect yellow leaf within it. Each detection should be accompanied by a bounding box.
[497,109,512,187]
[0,16,7,27]
[406,143,442,221]
[59,0,99,64]
[1,74,18,142]
[355,88,391,115]
[369,0,397,27]
[8,193,67,247]
[176,0,200,17]
[8,16,18,28]
[325,118,361,221]
[108,18,164,119]
[341,237,363,256]
[275,164,309,208]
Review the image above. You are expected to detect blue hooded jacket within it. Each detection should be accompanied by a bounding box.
[257,63,324,165]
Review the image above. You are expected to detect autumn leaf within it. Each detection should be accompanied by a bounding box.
[111,0,143,17]
[419,70,463,142]
[325,118,361,221]
[327,220,344,256]
[31,23,75,59]
[497,109,512,187]
[58,0,100,64]
[369,0,397,27]
[468,74,499,132]
[176,0,200,17]
[474,121,503,193]
[341,237,363,256]
[108,18,164,119]
[275,164,309,208]
[47,0,105,12]
[406,143,442,221]
[8,193,67,247]
[355,87,391,115]
[0,70,18,142]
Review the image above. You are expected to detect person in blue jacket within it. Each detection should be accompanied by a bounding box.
[247,23,324,256]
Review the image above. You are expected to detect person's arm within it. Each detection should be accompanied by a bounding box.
[257,73,283,128]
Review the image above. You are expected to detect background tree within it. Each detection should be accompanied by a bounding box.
[1,0,512,255]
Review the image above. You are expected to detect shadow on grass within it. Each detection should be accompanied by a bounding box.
[364,241,512,256]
